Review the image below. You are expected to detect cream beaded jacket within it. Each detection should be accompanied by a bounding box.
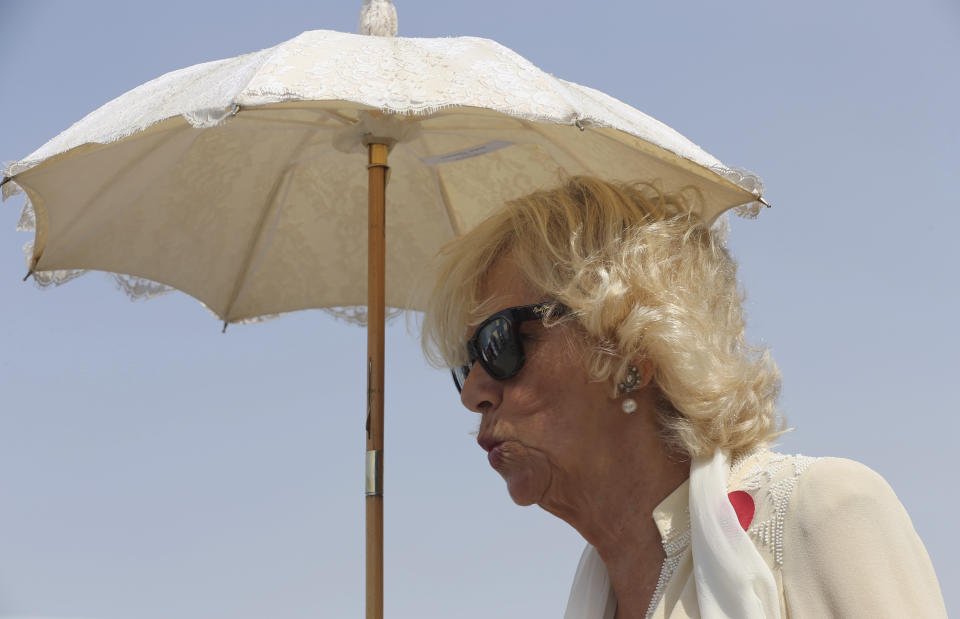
[564,451,947,618]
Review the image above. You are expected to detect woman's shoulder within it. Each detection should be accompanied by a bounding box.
[729,450,947,617]
[731,450,893,493]
[726,451,908,567]
[784,455,903,524]
[729,449,892,497]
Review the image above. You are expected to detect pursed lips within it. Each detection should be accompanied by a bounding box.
[477,435,505,472]
[477,434,501,452]
[477,434,507,468]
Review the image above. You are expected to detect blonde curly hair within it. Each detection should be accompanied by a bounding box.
[421,176,784,457]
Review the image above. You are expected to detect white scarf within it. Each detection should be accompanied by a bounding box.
[563,450,781,619]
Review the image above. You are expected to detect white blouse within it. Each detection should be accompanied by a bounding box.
[565,451,947,618]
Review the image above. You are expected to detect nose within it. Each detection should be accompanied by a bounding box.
[460,361,502,414]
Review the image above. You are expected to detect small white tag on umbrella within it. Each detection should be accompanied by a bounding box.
[421,141,515,165]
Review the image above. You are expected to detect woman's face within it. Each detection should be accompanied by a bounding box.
[459,258,621,507]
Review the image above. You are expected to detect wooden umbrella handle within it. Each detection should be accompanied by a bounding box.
[365,142,388,619]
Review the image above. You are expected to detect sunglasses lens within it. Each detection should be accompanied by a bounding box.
[452,302,566,394]
[476,316,522,379]
[452,364,471,393]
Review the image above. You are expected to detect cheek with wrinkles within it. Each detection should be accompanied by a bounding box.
[491,440,551,477]
[496,440,528,464]
[496,442,553,506]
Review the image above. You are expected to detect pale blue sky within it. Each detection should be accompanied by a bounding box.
[1,1,957,617]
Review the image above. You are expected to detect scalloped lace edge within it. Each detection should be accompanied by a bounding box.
[709,165,767,218]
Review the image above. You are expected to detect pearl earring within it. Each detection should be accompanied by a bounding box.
[618,365,640,414]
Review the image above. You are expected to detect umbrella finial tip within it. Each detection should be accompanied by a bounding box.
[222,321,228,334]
[359,0,398,37]
[22,269,33,282]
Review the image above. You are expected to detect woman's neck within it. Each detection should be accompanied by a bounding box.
[537,396,689,618]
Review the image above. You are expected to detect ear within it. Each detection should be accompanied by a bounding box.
[636,358,655,389]
[614,358,656,396]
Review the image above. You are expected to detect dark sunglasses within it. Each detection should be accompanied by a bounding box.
[451,301,570,393]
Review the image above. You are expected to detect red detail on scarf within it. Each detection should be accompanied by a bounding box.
[727,490,755,530]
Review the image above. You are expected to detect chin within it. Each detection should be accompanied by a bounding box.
[504,470,546,506]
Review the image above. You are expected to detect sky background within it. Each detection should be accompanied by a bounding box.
[1,1,957,617]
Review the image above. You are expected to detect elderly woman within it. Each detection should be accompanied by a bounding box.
[421,177,946,619]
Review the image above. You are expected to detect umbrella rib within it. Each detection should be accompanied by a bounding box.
[220,130,315,325]
[416,118,528,133]
[586,126,685,174]
[429,167,462,237]
[402,134,462,237]
[519,119,601,176]
[587,127,749,195]
[238,106,357,126]
[29,125,191,268]
[233,116,342,130]
[420,107,536,122]
[237,116,348,130]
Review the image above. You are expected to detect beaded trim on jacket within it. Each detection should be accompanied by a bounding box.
[643,450,820,618]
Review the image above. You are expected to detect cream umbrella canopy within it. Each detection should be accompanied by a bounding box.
[1,6,767,618]
[2,32,766,320]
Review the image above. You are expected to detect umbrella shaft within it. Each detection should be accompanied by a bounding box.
[366,142,388,619]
